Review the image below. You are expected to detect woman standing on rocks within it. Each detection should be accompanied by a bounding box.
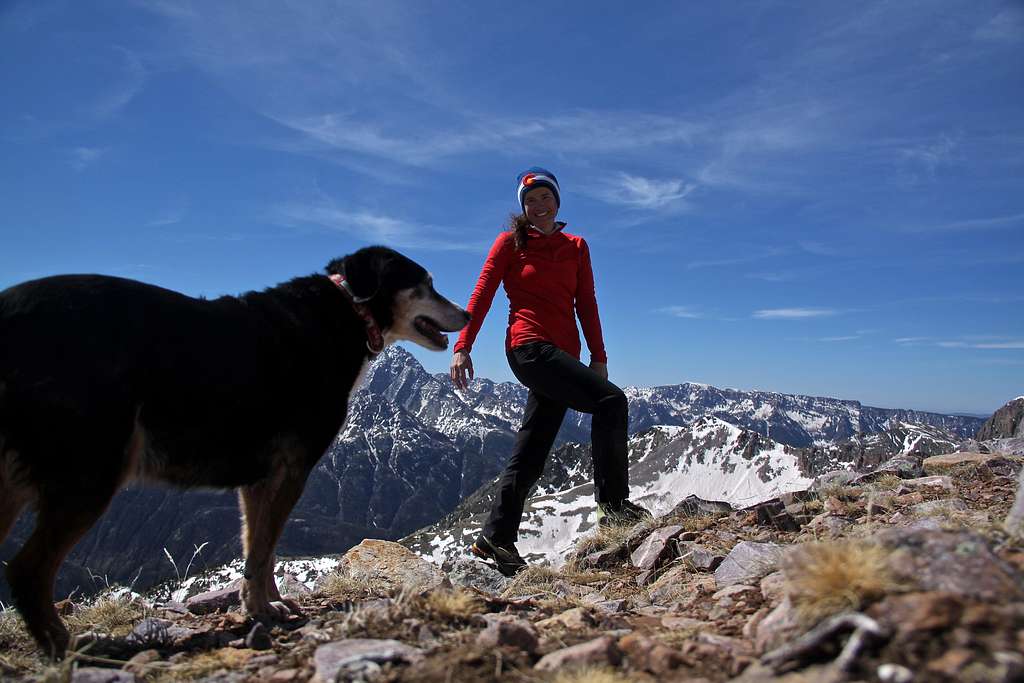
[450,167,651,576]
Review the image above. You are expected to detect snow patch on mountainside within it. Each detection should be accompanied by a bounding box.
[635,421,812,514]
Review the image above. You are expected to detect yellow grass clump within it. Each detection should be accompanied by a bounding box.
[783,540,900,625]
[552,666,642,683]
[419,589,485,621]
[67,594,147,637]
[317,572,374,602]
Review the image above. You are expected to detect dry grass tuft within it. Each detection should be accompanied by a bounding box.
[317,572,375,602]
[499,564,606,601]
[148,649,257,682]
[418,589,485,621]
[67,594,147,637]
[868,474,904,491]
[573,522,635,558]
[783,540,900,625]
[552,666,641,683]
[815,481,860,501]
[0,607,28,648]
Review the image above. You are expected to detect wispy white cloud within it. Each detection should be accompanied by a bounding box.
[904,211,1024,233]
[88,46,147,120]
[753,308,837,319]
[818,335,859,342]
[897,336,1024,350]
[146,202,188,227]
[975,8,1024,43]
[654,305,703,319]
[69,146,108,171]
[688,246,787,270]
[798,240,841,257]
[894,337,930,345]
[594,173,696,211]
[273,202,482,252]
[897,133,959,175]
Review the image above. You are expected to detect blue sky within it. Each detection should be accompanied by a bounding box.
[2,1,1022,415]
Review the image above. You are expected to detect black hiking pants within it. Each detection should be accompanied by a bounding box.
[482,341,629,545]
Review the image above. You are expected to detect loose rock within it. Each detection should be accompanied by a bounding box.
[715,541,786,588]
[534,635,621,671]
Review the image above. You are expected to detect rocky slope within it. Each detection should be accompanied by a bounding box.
[3,450,1022,683]
[0,347,984,603]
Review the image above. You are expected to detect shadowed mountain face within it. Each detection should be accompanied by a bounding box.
[0,346,983,601]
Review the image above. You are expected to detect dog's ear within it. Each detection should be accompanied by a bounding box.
[324,258,345,276]
[327,250,381,302]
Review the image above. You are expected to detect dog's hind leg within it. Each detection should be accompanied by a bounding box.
[238,455,310,621]
[6,485,117,658]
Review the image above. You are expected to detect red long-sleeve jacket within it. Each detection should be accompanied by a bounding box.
[453,225,608,363]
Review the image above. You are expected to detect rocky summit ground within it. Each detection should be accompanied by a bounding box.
[2,450,1023,683]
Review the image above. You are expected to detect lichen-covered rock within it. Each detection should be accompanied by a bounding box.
[337,539,450,594]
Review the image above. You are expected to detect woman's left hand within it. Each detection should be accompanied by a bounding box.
[589,361,608,380]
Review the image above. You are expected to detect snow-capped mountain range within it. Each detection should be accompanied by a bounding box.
[400,411,970,567]
[0,346,984,602]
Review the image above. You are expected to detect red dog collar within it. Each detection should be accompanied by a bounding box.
[329,274,384,356]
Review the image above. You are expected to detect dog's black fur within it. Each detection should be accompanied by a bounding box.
[0,246,468,656]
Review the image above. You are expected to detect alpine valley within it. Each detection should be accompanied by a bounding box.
[0,347,988,602]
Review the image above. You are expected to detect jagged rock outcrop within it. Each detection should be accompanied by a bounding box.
[977,396,1024,440]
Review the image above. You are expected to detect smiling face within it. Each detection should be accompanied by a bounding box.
[522,185,559,233]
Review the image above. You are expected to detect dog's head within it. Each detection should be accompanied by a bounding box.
[326,246,470,352]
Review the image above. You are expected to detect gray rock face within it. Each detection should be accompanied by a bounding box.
[878,528,1024,600]
[977,397,1024,440]
[476,614,538,653]
[446,557,510,595]
[714,542,787,588]
[630,525,684,570]
[312,638,423,683]
[185,584,241,615]
[127,617,198,647]
[70,669,136,683]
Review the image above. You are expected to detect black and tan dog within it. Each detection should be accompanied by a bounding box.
[0,246,469,656]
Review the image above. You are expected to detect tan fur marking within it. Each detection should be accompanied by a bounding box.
[238,442,309,619]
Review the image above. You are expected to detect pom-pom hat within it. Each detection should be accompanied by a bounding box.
[516,167,560,211]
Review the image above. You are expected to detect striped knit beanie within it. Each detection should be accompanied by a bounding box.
[516,167,560,210]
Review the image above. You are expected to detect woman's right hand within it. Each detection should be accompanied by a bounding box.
[450,350,474,391]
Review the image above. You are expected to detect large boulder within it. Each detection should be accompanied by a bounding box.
[337,539,450,594]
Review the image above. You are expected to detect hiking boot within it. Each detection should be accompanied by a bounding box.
[597,499,653,527]
[470,535,527,577]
